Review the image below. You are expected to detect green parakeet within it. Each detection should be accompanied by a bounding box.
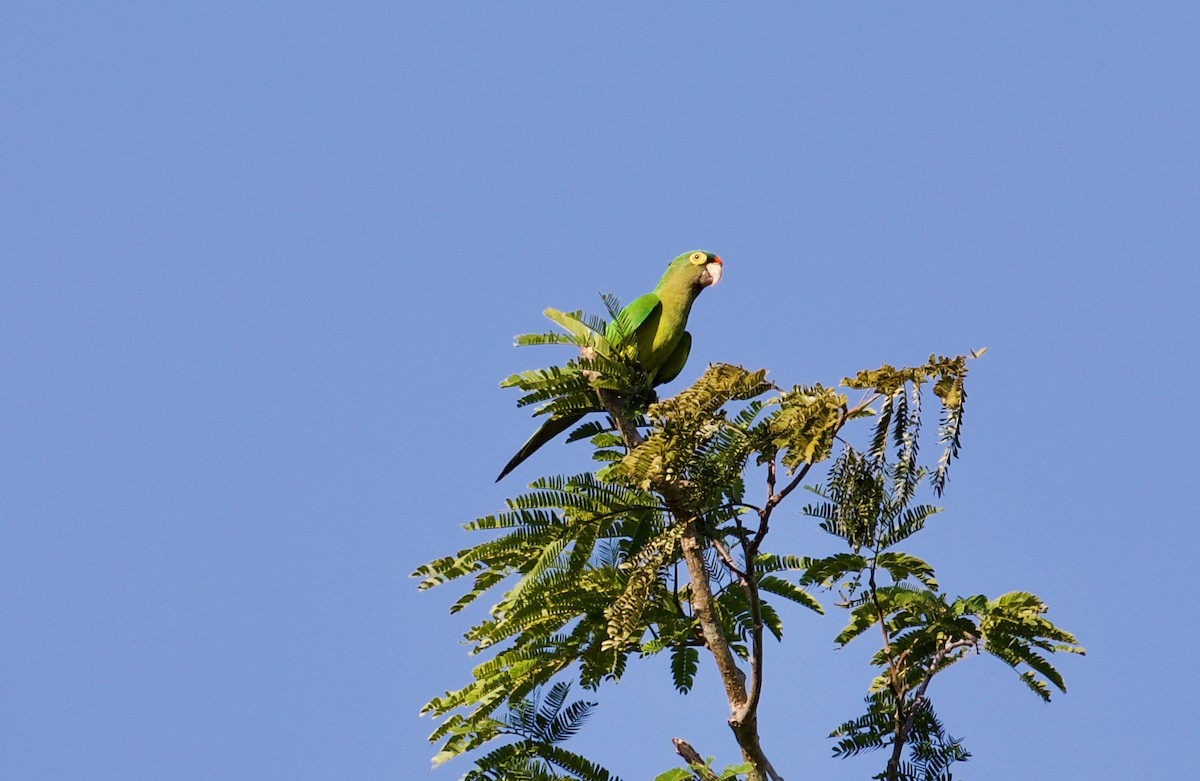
[496,250,723,481]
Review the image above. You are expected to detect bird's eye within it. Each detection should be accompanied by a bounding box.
[688,252,707,265]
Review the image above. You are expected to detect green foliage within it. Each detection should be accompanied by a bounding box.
[670,645,700,694]
[653,760,755,781]
[844,352,979,496]
[830,693,970,781]
[417,467,706,764]
[603,521,689,651]
[753,384,846,472]
[460,683,620,781]
[976,591,1086,701]
[502,305,656,427]
[420,312,1077,780]
[614,363,774,500]
[803,448,1083,699]
[803,438,1082,779]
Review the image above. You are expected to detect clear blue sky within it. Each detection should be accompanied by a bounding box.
[3,4,1196,779]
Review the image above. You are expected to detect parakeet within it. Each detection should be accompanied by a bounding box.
[496,250,723,481]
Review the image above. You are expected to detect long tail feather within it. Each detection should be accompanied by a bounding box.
[495,412,586,482]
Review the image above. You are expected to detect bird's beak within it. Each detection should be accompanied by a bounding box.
[704,256,723,287]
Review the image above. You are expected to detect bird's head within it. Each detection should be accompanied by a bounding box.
[662,250,723,290]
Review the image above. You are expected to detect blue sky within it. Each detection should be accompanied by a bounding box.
[2,3,1196,779]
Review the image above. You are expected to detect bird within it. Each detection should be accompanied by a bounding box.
[496,250,723,481]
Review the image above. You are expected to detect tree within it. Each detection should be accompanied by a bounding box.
[415,303,1083,781]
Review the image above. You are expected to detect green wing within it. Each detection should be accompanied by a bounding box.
[606,293,661,347]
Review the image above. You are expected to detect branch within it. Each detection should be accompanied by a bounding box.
[595,387,781,781]
[904,638,973,737]
[735,546,766,727]
[764,400,865,513]
[764,456,777,509]
[677,515,749,715]
[887,637,973,780]
[671,738,722,781]
[594,383,644,449]
[767,459,815,510]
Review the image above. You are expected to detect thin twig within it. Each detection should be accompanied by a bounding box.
[868,557,904,706]
[711,536,748,581]
[888,637,975,779]
[768,460,812,509]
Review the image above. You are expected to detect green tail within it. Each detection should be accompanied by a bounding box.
[495,411,586,482]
